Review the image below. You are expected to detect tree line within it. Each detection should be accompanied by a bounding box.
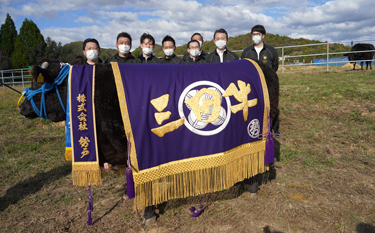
[0,13,351,70]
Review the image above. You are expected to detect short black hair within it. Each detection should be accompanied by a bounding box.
[83,38,100,51]
[251,25,266,35]
[117,32,132,44]
[191,32,203,42]
[140,32,155,45]
[187,40,200,49]
[162,35,176,47]
[213,28,228,40]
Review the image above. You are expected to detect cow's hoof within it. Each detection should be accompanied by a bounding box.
[143,216,156,226]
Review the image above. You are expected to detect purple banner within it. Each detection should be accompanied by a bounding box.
[70,65,98,163]
[117,60,266,171]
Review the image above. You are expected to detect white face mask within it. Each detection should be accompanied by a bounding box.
[198,40,202,48]
[142,47,153,56]
[86,50,99,61]
[252,35,262,45]
[189,49,200,57]
[118,45,130,55]
[215,40,227,50]
[164,49,174,57]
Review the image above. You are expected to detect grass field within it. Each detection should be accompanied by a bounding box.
[0,67,374,232]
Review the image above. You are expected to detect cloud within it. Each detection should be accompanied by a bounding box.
[3,0,375,49]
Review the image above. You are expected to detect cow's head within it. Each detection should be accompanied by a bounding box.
[19,58,67,122]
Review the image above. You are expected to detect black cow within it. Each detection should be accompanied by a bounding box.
[19,56,280,223]
[344,43,375,70]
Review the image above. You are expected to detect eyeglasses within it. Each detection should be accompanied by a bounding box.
[252,32,262,36]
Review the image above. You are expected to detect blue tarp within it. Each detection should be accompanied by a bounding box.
[314,56,374,66]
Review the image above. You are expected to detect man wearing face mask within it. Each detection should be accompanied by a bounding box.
[184,40,206,65]
[241,25,278,71]
[206,28,239,63]
[182,33,208,62]
[160,35,183,64]
[105,32,140,63]
[137,33,161,64]
[82,38,103,65]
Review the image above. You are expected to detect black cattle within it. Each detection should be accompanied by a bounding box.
[344,43,375,70]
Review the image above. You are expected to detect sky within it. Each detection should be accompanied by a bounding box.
[1,0,374,49]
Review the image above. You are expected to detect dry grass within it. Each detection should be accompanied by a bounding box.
[1,68,375,233]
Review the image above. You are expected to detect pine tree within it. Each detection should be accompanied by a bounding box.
[0,13,17,69]
[11,18,46,68]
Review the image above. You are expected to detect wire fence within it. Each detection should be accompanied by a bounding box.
[1,38,375,89]
[1,68,32,89]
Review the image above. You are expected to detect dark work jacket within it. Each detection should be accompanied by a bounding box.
[105,53,140,63]
[241,43,278,71]
[182,50,208,61]
[206,49,239,63]
[160,54,183,64]
[137,54,161,64]
[184,56,206,65]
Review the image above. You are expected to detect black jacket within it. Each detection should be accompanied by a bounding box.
[182,50,208,61]
[137,54,161,64]
[160,54,183,64]
[184,56,206,65]
[241,43,278,71]
[105,53,140,63]
[206,49,239,63]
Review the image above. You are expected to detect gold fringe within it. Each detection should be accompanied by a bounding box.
[134,150,267,210]
[72,164,102,186]
[65,147,72,161]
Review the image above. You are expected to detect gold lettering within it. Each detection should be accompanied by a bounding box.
[155,111,172,125]
[77,102,87,112]
[152,118,185,137]
[78,136,90,148]
[150,94,169,112]
[77,112,87,122]
[222,80,258,121]
[78,121,88,131]
[76,94,87,103]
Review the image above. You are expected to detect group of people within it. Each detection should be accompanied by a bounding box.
[81,25,278,72]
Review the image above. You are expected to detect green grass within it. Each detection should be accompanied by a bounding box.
[1,70,375,232]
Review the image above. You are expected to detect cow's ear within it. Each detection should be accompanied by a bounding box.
[70,55,85,65]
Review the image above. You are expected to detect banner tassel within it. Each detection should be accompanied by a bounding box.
[87,186,93,225]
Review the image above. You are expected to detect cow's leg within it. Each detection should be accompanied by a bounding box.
[361,62,364,70]
[353,62,356,70]
[244,175,259,197]
[143,205,157,226]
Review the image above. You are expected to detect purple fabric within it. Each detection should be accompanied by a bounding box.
[117,60,266,171]
[126,168,135,198]
[264,138,275,164]
[70,65,98,163]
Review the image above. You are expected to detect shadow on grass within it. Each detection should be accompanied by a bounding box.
[356,223,375,233]
[0,163,71,212]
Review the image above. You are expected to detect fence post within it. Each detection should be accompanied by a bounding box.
[282,47,284,74]
[21,69,24,88]
[327,42,329,72]
[1,70,3,89]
